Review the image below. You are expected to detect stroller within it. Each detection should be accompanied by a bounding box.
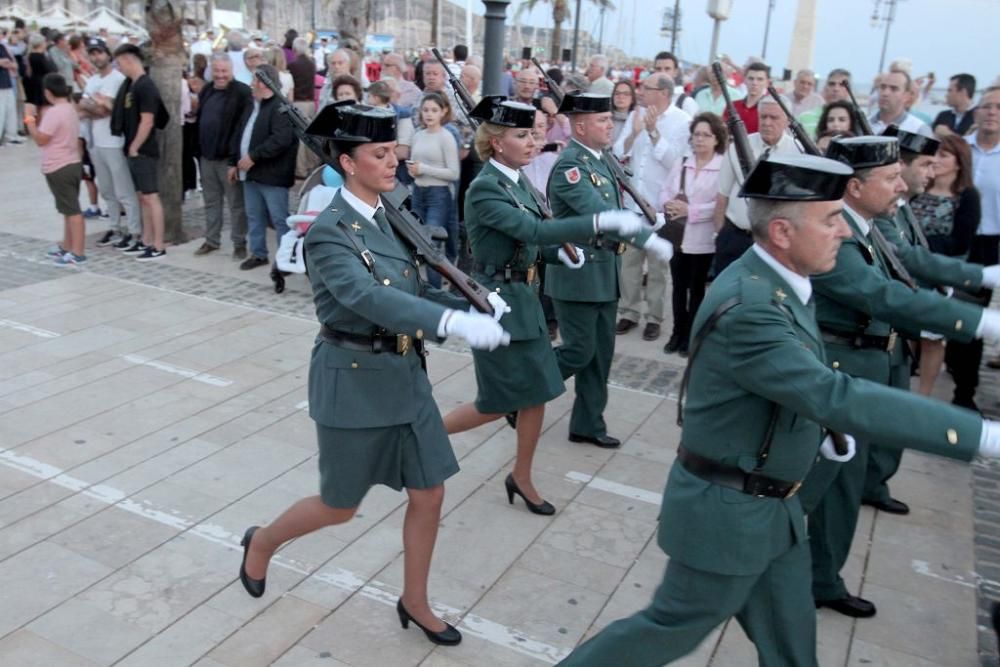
[271,166,449,294]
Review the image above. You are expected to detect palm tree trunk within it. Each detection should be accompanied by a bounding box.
[335,0,370,53]
[551,0,568,63]
[431,0,440,47]
[146,0,187,244]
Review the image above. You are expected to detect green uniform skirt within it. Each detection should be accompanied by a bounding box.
[472,333,565,414]
[316,394,459,508]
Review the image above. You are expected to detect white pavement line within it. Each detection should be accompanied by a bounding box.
[0,319,60,339]
[565,471,663,506]
[295,400,309,411]
[910,559,1000,590]
[0,446,570,664]
[120,354,234,387]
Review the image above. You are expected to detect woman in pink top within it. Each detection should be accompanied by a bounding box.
[24,73,85,266]
[658,112,729,355]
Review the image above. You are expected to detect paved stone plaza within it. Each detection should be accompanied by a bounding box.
[0,142,997,666]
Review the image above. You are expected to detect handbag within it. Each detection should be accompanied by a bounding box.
[658,158,689,247]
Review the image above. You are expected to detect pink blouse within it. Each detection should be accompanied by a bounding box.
[658,153,723,255]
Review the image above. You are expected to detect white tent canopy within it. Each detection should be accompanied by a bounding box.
[83,7,146,37]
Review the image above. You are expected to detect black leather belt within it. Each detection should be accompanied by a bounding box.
[723,219,752,237]
[319,324,421,356]
[676,445,802,499]
[820,328,898,352]
[472,262,537,283]
[593,239,626,254]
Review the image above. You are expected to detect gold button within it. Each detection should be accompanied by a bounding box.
[383,278,391,286]
[832,361,840,369]
[955,320,963,331]
[351,362,359,369]
[415,329,424,340]
[964,280,971,286]
[947,428,958,445]
[403,269,410,278]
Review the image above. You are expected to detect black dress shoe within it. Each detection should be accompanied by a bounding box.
[504,412,517,429]
[569,433,621,448]
[615,318,638,335]
[815,594,876,618]
[663,333,681,353]
[547,321,558,341]
[677,338,689,357]
[505,473,555,515]
[239,526,266,598]
[396,599,462,645]
[862,497,910,515]
[642,323,661,341]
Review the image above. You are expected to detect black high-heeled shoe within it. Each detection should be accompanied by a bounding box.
[396,599,462,646]
[239,526,266,598]
[504,473,555,515]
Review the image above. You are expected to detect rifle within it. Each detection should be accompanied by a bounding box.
[431,49,579,263]
[713,61,754,178]
[531,58,659,227]
[843,80,875,136]
[254,68,493,314]
[767,85,821,155]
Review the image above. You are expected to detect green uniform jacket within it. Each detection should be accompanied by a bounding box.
[661,249,980,576]
[464,161,599,340]
[304,190,467,429]
[811,209,982,382]
[544,140,652,302]
[874,202,983,291]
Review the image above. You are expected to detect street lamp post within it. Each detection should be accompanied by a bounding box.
[762,0,776,59]
[570,0,582,71]
[706,0,732,63]
[873,0,899,72]
[482,0,511,96]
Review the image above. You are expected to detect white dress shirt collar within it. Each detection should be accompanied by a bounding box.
[751,244,812,305]
[572,138,603,160]
[842,202,871,236]
[340,186,385,225]
[489,158,520,184]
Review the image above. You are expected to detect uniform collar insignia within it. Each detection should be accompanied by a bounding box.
[351,221,362,232]
[775,288,787,301]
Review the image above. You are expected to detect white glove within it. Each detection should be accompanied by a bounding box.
[446,311,510,350]
[643,235,674,264]
[485,291,511,323]
[980,420,1000,458]
[653,211,666,231]
[977,309,1000,342]
[558,246,587,269]
[819,433,856,462]
[596,210,645,237]
[982,265,1000,289]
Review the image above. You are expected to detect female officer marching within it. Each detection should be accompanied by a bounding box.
[238,101,510,646]
[442,97,647,514]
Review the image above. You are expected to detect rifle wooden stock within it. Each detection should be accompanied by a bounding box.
[253,69,493,314]
[713,61,754,178]
[767,85,821,156]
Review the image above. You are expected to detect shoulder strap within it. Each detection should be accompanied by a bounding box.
[678,158,688,196]
[335,220,377,275]
[870,224,917,289]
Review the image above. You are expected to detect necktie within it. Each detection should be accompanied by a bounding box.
[373,207,392,237]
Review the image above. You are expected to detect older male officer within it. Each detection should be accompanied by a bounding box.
[801,136,1000,620]
[863,127,1000,513]
[545,92,673,448]
[557,153,1000,667]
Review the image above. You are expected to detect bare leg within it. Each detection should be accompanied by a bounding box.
[86,178,99,208]
[66,214,85,256]
[510,404,546,504]
[146,193,165,250]
[918,339,946,396]
[442,402,502,435]
[244,495,356,580]
[400,484,447,632]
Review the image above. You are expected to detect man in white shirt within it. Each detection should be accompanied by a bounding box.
[586,54,614,96]
[869,70,930,134]
[79,43,141,249]
[652,51,699,117]
[612,73,691,341]
[790,69,824,116]
[226,32,252,85]
[713,95,797,276]
[190,29,214,65]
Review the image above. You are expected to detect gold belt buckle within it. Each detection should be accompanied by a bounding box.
[784,481,803,499]
[526,265,537,283]
[886,331,897,353]
[616,242,626,255]
[396,334,411,355]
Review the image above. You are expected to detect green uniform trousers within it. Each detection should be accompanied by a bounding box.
[862,360,910,504]
[557,540,817,667]
[552,298,616,438]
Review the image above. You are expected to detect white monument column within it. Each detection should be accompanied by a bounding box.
[787,0,817,72]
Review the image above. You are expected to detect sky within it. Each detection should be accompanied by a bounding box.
[505,0,1000,89]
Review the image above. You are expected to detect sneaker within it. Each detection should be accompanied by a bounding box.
[239,256,269,271]
[136,247,166,261]
[6,137,24,144]
[54,252,86,266]
[123,241,146,254]
[112,234,134,250]
[96,230,118,247]
[233,246,248,261]
[83,207,102,219]
[45,245,67,258]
